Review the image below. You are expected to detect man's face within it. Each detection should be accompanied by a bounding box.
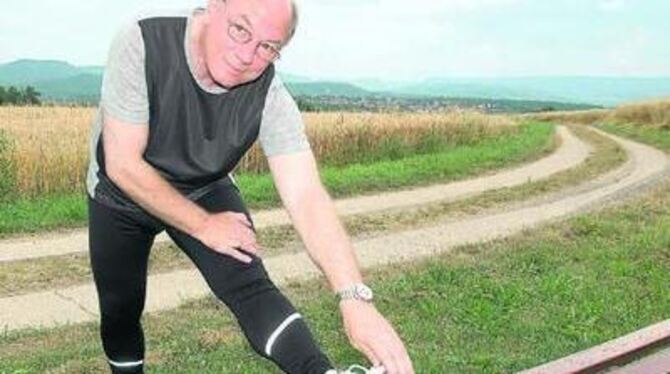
[204,0,291,89]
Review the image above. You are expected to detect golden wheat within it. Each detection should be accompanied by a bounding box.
[525,109,610,124]
[0,106,517,197]
[527,99,670,130]
[0,106,90,196]
[610,99,670,130]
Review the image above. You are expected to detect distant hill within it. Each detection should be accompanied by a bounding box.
[355,77,670,107]
[0,59,376,103]
[0,59,83,86]
[79,65,105,75]
[1,59,668,107]
[0,59,102,103]
[34,74,102,103]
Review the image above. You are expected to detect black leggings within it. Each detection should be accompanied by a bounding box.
[88,179,334,374]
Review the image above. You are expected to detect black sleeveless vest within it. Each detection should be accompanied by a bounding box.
[94,16,275,211]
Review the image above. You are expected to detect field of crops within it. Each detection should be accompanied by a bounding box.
[529,99,670,129]
[0,107,518,199]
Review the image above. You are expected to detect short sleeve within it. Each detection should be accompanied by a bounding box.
[258,75,312,157]
[100,19,149,125]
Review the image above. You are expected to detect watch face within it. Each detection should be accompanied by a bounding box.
[357,285,373,300]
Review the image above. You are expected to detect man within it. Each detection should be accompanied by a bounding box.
[86,0,414,373]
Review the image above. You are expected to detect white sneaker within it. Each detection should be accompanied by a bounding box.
[324,364,387,374]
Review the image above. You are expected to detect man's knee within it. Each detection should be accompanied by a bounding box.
[99,289,146,326]
[215,262,276,306]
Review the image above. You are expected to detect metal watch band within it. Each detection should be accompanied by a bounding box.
[336,283,373,302]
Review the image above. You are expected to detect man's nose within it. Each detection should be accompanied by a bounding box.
[237,43,257,65]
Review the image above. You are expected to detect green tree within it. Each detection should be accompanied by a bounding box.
[295,97,323,112]
[0,85,42,106]
[6,86,20,105]
[23,85,41,105]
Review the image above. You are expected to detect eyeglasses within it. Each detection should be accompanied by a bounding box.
[227,18,282,62]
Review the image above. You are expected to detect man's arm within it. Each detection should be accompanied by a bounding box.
[268,148,415,373]
[266,148,363,291]
[102,113,260,262]
[103,115,208,234]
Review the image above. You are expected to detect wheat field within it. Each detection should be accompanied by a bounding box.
[528,99,670,129]
[0,106,517,197]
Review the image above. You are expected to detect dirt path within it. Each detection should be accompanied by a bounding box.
[0,125,587,263]
[1,126,668,332]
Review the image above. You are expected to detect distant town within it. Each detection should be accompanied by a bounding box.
[292,95,598,113]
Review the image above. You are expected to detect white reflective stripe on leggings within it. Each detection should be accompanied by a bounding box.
[265,312,302,356]
[228,172,238,187]
[108,358,144,367]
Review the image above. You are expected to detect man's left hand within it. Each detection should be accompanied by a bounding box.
[339,300,415,374]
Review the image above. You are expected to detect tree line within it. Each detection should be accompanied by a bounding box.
[0,85,41,106]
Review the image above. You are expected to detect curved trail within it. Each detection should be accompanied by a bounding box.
[0,125,588,263]
[1,126,668,331]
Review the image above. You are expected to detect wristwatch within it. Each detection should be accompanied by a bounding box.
[336,283,374,302]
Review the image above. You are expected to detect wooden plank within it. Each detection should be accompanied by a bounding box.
[607,347,670,374]
[517,320,670,374]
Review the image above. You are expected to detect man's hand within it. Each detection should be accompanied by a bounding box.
[340,300,415,374]
[192,211,262,263]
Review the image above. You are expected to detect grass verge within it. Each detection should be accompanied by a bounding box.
[594,122,670,151]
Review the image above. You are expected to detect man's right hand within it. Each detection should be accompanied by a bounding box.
[193,212,262,263]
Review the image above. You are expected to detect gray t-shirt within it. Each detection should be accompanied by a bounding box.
[86,7,310,198]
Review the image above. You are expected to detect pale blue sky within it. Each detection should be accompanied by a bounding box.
[1,0,668,80]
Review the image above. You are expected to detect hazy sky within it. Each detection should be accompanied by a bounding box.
[1,0,668,80]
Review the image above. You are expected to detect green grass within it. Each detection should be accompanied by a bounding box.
[0,121,555,237]
[1,155,667,374]
[594,121,670,151]
[0,192,87,234]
